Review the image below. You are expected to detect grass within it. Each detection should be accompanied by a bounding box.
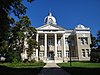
[0,62,45,75]
[58,61,100,68]
[58,61,100,75]
[0,62,45,68]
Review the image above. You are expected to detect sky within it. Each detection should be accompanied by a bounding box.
[12,0,100,36]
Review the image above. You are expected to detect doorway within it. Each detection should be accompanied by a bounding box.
[48,51,54,60]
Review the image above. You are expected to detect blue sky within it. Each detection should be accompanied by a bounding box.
[12,0,100,36]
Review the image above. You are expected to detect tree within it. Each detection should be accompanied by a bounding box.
[8,16,37,62]
[90,49,100,62]
[9,16,37,61]
[90,30,100,62]
[97,30,100,49]
[0,0,34,62]
[0,0,33,50]
[27,39,37,60]
[90,34,97,48]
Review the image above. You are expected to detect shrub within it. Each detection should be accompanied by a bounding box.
[38,60,43,63]
[30,58,36,63]
[5,50,22,63]
[90,49,100,62]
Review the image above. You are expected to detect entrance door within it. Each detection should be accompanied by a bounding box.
[48,51,54,60]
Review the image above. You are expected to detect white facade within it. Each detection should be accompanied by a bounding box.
[21,12,91,63]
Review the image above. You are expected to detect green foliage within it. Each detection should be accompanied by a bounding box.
[97,30,100,48]
[30,58,36,63]
[90,30,100,62]
[0,0,34,63]
[0,62,45,68]
[27,39,37,59]
[8,15,37,62]
[38,60,44,64]
[6,50,22,63]
[58,62,100,68]
[12,51,22,63]
[0,0,33,41]
[90,30,100,49]
[90,49,100,62]
[90,34,97,48]
[97,30,100,41]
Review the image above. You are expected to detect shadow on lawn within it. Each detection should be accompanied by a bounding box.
[61,67,100,75]
[0,65,43,75]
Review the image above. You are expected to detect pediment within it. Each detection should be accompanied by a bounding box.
[36,24,63,30]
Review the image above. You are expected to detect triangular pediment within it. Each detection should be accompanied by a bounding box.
[36,24,65,30]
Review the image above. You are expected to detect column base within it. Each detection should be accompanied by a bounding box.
[63,57,68,62]
[35,57,38,62]
[43,57,47,63]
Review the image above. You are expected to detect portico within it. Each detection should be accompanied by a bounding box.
[36,32,66,63]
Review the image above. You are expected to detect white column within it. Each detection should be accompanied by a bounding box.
[36,34,39,61]
[63,34,66,57]
[36,34,39,42]
[55,33,57,57]
[44,34,47,57]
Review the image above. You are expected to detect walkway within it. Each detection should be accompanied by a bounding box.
[38,61,71,75]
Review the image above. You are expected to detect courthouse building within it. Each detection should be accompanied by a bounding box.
[22,12,91,63]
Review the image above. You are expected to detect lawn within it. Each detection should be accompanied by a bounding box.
[58,61,100,75]
[0,62,45,75]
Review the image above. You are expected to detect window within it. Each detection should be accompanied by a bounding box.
[33,51,36,56]
[86,49,90,57]
[57,51,62,57]
[66,50,69,57]
[65,38,68,45]
[39,51,44,57]
[58,39,61,46]
[72,50,75,57]
[49,18,53,24]
[80,38,88,45]
[82,49,85,57]
[40,38,44,45]
[80,38,84,45]
[48,38,53,45]
[84,38,88,45]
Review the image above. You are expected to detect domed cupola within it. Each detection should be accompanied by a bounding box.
[44,12,57,25]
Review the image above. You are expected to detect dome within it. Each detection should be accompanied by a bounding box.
[44,12,57,25]
[76,24,85,29]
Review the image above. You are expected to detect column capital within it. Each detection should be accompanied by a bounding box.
[44,33,47,35]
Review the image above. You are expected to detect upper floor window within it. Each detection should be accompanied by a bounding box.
[84,38,88,45]
[48,38,53,45]
[65,38,68,45]
[40,38,44,45]
[58,39,61,46]
[80,38,84,45]
[80,38,88,45]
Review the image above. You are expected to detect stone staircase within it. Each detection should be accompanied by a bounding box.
[46,60,55,63]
